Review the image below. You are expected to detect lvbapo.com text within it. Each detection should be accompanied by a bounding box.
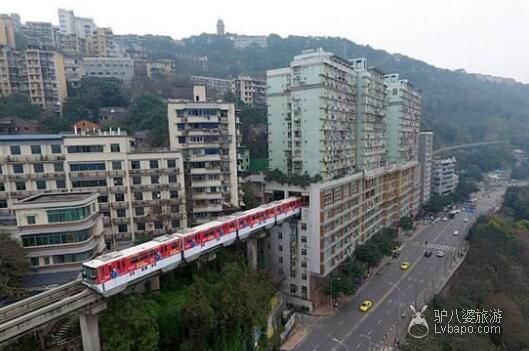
[434,324,501,335]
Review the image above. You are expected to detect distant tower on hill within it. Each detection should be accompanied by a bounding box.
[216,19,225,35]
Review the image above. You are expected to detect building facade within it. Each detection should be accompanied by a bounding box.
[191,75,233,100]
[86,27,115,57]
[233,75,266,105]
[168,86,240,225]
[21,22,57,49]
[58,9,96,39]
[384,73,421,164]
[264,49,421,309]
[0,131,187,248]
[12,192,105,275]
[418,132,433,205]
[431,156,459,196]
[0,47,67,113]
[267,49,357,180]
[0,14,17,48]
[83,57,134,83]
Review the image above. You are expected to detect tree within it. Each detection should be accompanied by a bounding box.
[100,295,159,351]
[399,216,414,233]
[0,94,43,119]
[38,116,71,132]
[127,95,169,147]
[0,234,29,300]
[241,183,261,210]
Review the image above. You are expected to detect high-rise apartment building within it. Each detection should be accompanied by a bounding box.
[22,22,57,49]
[267,49,357,180]
[418,131,433,205]
[0,14,17,48]
[431,156,459,196]
[384,73,421,164]
[0,130,187,248]
[83,57,134,83]
[0,48,67,113]
[86,27,115,57]
[351,58,386,171]
[167,86,240,225]
[12,192,105,277]
[232,75,266,105]
[264,49,422,310]
[58,9,96,39]
[191,76,233,100]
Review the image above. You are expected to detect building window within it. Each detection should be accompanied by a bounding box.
[278,232,282,240]
[30,258,39,266]
[149,160,159,169]
[290,284,297,294]
[301,236,307,243]
[151,175,159,184]
[131,160,140,169]
[168,174,177,183]
[117,209,126,217]
[278,257,283,264]
[15,181,26,190]
[278,244,283,252]
[98,195,108,203]
[0,183,4,191]
[115,193,125,202]
[112,161,122,170]
[152,191,161,200]
[301,261,307,268]
[34,163,44,173]
[301,223,307,230]
[301,249,307,256]
[132,176,141,185]
[56,179,66,189]
[134,192,143,201]
[154,221,163,229]
[31,145,41,154]
[0,200,6,208]
[13,164,23,173]
[47,206,91,223]
[110,143,120,152]
[137,222,145,231]
[114,177,123,186]
[135,207,144,216]
[36,180,46,190]
[170,190,178,198]
[54,163,64,172]
[70,163,105,172]
[118,224,128,233]
[10,145,21,155]
[167,159,176,168]
[51,144,61,153]
[171,220,179,228]
[26,215,36,225]
[302,273,307,280]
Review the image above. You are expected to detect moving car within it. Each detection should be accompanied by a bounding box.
[442,217,448,222]
[436,250,445,257]
[359,300,373,312]
[464,218,469,223]
[424,250,433,257]
[453,230,459,236]
[392,251,400,258]
[400,261,410,270]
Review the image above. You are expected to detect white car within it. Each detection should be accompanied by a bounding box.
[464,218,469,223]
[453,230,459,236]
[442,217,448,222]
[436,250,445,257]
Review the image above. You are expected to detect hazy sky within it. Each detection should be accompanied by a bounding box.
[5,0,529,83]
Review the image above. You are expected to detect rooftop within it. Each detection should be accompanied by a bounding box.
[16,192,96,205]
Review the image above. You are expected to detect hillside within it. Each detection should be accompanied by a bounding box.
[171,34,529,149]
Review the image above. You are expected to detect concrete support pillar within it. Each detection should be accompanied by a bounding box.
[247,237,258,270]
[149,276,160,293]
[80,302,107,351]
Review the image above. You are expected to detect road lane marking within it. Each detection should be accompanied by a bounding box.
[356,343,362,349]
[368,330,373,336]
[377,319,382,325]
[338,320,344,326]
[327,332,333,337]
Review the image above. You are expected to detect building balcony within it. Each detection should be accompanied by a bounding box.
[112,217,129,225]
[69,171,107,178]
[191,192,222,200]
[109,185,128,193]
[190,167,221,175]
[107,170,126,177]
[110,201,129,209]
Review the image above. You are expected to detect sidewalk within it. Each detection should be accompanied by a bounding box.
[279,325,306,351]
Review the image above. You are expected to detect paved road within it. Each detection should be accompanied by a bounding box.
[295,189,505,351]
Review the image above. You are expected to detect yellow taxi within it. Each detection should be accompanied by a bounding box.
[400,261,410,270]
[359,300,373,312]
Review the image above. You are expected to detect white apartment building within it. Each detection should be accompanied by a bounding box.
[83,57,134,83]
[264,50,421,309]
[168,86,240,225]
[431,156,459,196]
[22,22,57,49]
[418,132,433,204]
[12,192,105,277]
[384,73,422,164]
[0,131,186,248]
[267,49,357,180]
[233,75,266,105]
[58,9,96,39]
[191,76,233,100]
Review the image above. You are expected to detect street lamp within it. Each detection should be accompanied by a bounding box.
[330,277,341,311]
[332,337,350,351]
[388,282,403,339]
[360,334,374,351]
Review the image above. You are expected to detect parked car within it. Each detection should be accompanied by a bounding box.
[424,250,433,257]
[436,250,445,257]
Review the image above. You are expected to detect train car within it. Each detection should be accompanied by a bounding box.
[177,220,230,261]
[83,197,303,296]
[82,234,182,296]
